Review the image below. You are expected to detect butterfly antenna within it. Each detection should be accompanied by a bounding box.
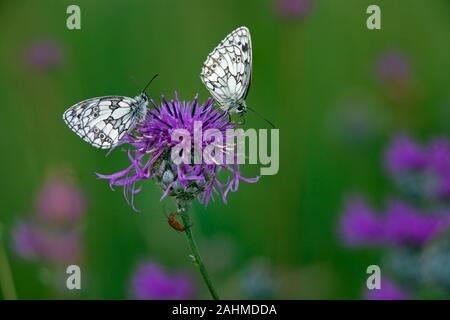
[247,106,276,128]
[142,73,159,94]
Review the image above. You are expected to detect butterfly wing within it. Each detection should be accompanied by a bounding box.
[63,96,139,149]
[201,26,252,111]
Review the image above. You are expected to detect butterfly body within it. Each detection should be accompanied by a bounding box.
[63,92,149,149]
[201,26,252,115]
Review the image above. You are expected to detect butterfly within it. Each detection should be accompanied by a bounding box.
[63,74,158,149]
[201,26,252,115]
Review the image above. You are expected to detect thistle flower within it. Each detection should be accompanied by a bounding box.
[339,197,385,246]
[385,135,427,174]
[97,94,259,209]
[385,135,450,200]
[340,196,450,247]
[340,135,450,299]
[383,201,450,246]
[12,171,85,265]
[12,222,81,264]
[276,0,313,19]
[365,277,409,300]
[375,50,415,103]
[375,50,412,84]
[130,261,195,300]
[12,221,41,261]
[36,176,86,224]
[25,39,63,71]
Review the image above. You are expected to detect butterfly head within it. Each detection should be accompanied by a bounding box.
[137,92,149,104]
[230,100,247,115]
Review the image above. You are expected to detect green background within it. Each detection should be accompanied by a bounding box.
[0,0,449,299]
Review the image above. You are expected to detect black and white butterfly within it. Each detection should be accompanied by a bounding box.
[201,26,252,115]
[63,75,157,149]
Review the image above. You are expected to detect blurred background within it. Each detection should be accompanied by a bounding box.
[1,0,450,299]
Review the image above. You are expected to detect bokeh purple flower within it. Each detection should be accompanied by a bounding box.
[365,277,409,300]
[385,135,427,174]
[130,261,195,300]
[12,172,85,265]
[12,221,41,261]
[340,135,450,299]
[98,94,259,209]
[276,0,312,19]
[340,197,450,247]
[36,176,86,224]
[339,197,385,246]
[384,201,450,246]
[386,135,450,200]
[376,50,412,83]
[12,222,81,265]
[25,39,63,71]
[375,49,416,104]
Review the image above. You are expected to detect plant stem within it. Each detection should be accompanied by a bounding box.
[177,202,220,300]
[0,224,17,300]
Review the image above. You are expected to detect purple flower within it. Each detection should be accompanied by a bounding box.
[25,39,63,71]
[384,201,450,246]
[340,196,450,247]
[385,135,450,200]
[12,172,85,265]
[11,222,41,260]
[276,0,312,19]
[339,197,385,246]
[385,135,427,174]
[97,94,259,209]
[130,262,195,300]
[375,50,412,83]
[428,139,450,198]
[12,221,81,264]
[365,277,410,300]
[36,176,86,224]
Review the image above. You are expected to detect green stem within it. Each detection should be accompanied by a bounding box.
[177,201,220,300]
[0,224,17,300]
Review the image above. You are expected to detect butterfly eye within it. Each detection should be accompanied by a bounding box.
[93,128,99,133]
[99,133,105,139]
[93,107,99,113]
[212,64,216,69]
[236,57,241,63]
[232,57,236,62]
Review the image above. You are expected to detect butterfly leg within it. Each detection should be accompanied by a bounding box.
[236,113,246,126]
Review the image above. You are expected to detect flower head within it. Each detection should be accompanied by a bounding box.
[340,197,450,247]
[25,39,63,71]
[384,201,450,246]
[11,171,85,265]
[98,94,259,209]
[365,277,409,300]
[375,50,412,83]
[339,197,385,246]
[12,221,41,260]
[130,261,195,300]
[276,0,313,19]
[385,135,450,200]
[385,135,427,174]
[12,221,81,264]
[36,176,86,224]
